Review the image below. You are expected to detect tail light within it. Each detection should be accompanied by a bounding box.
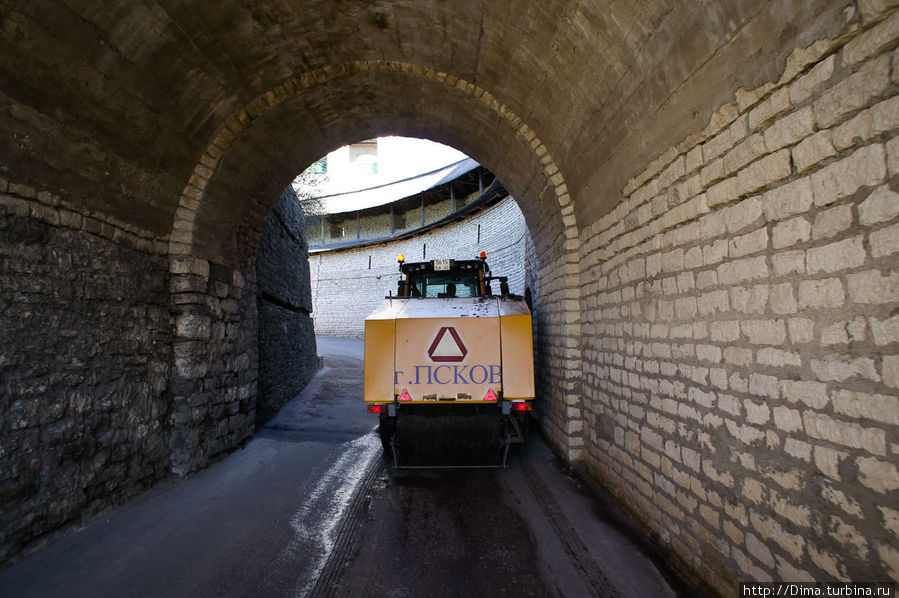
[367,404,388,414]
[511,401,531,412]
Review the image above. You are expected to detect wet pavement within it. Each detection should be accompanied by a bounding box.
[0,337,698,598]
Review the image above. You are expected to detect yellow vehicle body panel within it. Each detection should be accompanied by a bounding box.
[364,296,534,404]
[395,316,501,402]
[363,302,400,403]
[499,314,535,399]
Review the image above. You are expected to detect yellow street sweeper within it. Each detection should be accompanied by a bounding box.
[364,252,534,467]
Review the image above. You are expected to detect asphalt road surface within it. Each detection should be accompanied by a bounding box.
[0,337,698,598]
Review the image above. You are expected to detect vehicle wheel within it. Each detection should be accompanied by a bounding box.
[378,416,396,454]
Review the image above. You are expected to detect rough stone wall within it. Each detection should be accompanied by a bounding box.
[309,196,531,337]
[0,174,317,567]
[0,183,171,563]
[579,11,899,594]
[256,188,317,424]
[168,258,258,475]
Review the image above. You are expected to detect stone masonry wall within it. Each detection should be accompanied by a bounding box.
[0,182,172,563]
[579,9,899,594]
[256,188,318,424]
[309,196,532,337]
[168,258,258,475]
[0,186,318,564]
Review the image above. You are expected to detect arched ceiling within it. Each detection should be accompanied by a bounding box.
[0,0,850,261]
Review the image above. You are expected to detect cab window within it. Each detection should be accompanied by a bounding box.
[410,271,480,298]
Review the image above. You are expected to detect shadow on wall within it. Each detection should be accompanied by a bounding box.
[256,187,319,424]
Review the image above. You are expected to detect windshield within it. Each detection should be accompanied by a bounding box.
[410,271,480,298]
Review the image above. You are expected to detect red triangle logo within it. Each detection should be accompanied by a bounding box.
[427,327,467,362]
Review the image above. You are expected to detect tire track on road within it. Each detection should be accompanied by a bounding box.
[308,444,385,598]
[521,460,621,598]
[260,433,383,598]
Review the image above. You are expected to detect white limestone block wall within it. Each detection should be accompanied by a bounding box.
[309,196,533,337]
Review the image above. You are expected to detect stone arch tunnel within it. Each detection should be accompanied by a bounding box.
[1,0,898,593]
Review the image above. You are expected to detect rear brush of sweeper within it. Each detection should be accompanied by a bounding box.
[389,405,507,468]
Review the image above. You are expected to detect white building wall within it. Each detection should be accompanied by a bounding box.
[309,196,531,337]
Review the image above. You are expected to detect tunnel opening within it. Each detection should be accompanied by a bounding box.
[281,137,544,469]
[255,134,546,430]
